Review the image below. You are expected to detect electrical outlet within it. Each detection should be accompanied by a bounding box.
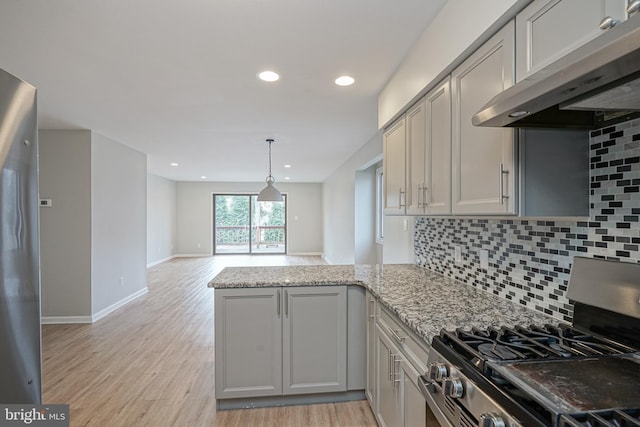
[480,249,489,270]
[119,276,125,286]
[454,246,462,264]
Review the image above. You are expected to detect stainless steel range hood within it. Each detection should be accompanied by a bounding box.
[473,16,640,129]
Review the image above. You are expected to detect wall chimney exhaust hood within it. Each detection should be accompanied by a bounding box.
[473,16,640,129]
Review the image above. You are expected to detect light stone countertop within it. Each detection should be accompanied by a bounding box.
[208,264,558,345]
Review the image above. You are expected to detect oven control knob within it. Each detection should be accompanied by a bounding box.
[443,377,464,398]
[479,412,506,427]
[428,362,448,382]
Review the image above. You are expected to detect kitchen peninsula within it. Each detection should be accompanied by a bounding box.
[209,264,553,344]
[209,264,555,417]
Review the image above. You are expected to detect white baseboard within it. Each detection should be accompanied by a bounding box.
[322,255,335,265]
[146,255,175,268]
[41,316,92,324]
[288,252,323,256]
[91,287,149,323]
[41,287,149,324]
[173,253,211,258]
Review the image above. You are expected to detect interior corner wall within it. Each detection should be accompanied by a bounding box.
[175,181,323,255]
[38,130,92,317]
[322,132,383,265]
[147,174,176,266]
[91,132,147,315]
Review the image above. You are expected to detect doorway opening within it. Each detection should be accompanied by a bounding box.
[213,194,287,254]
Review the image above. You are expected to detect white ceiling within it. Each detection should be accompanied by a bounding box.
[0,0,445,182]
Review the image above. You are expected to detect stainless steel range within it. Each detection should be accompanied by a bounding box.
[420,257,640,427]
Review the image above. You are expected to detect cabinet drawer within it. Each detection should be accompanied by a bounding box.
[376,304,430,375]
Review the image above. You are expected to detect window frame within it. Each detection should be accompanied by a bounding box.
[375,167,384,244]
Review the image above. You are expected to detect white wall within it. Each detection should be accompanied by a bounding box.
[378,0,524,127]
[147,174,176,266]
[38,130,92,317]
[91,132,147,315]
[382,216,414,263]
[322,132,383,265]
[323,132,415,265]
[38,130,147,321]
[354,164,378,264]
[175,181,323,255]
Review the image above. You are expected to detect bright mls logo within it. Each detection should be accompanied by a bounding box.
[0,405,68,427]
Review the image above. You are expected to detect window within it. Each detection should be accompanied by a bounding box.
[376,167,384,244]
[213,194,287,254]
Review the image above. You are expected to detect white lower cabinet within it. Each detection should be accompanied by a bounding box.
[402,360,427,427]
[215,288,282,398]
[376,326,402,427]
[283,287,347,395]
[374,310,432,427]
[215,286,347,400]
[365,292,377,406]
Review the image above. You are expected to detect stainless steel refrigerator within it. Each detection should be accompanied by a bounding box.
[0,68,41,403]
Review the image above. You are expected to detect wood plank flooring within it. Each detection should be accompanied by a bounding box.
[42,255,378,427]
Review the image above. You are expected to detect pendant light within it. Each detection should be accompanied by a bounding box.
[257,138,284,202]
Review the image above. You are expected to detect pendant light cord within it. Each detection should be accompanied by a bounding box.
[268,140,273,176]
[267,138,274,181]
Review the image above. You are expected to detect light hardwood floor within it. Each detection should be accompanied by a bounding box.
[42,255,379,427]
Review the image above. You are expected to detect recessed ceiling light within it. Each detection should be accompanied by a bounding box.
[201,176,207,179]
[170,162,179,166]
[335,75,355,86]
[284,176,291,180]
[258,70,280,82]
[284,164,292,168]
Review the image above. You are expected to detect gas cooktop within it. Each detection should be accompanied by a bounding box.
[424,258,640,427]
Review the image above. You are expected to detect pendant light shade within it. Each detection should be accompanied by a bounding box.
[257,139,284,202]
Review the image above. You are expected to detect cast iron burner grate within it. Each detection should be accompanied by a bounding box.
[559,409,640,427]
[440,324,638,369]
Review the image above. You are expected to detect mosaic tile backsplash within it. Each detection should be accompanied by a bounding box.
[414,120,640,323]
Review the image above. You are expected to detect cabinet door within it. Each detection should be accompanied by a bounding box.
[384,117,408,215]
[376,325,402,427]
[282,286,347,395]
[347,286,366,390]
[365,293,377,406]
[406,99,427,215]
[516,0,627,81]
[214,288,282,398]
[425,77,451,215]
[452,21,516,215]
[401,358,427,427]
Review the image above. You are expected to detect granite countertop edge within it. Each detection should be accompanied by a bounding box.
[208,264,559,345]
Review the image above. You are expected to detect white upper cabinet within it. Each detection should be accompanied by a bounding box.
[406,100,427,215]
[515,0,627,81]
[383,118,408,215]
[405,78,452,216]
[424,78,451,215]
[452,21,516,215]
